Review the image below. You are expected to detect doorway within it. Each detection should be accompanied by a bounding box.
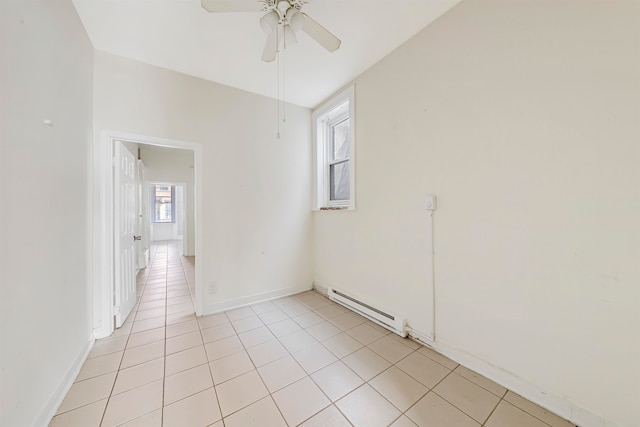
[93,131,203,339]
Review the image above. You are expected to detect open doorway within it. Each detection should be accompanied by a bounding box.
[93,131,202,339]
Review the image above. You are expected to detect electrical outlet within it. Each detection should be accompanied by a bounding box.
[208,281,217,294]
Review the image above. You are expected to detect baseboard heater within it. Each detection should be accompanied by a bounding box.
[328,287,407,337]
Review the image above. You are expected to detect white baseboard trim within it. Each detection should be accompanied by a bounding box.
[34,336,94,427]
[201,285,313,315]
[424,338,616,427]
[312,282,329,297]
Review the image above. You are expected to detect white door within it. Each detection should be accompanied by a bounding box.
[114,141,137,327]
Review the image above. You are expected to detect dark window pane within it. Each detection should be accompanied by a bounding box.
[330,161,350,201]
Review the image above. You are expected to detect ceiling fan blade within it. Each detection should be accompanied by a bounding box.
[201,0,263,13]
[262,29,278,62]
[301,13,341,52]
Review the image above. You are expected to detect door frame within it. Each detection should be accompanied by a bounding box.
[93,130,203,339]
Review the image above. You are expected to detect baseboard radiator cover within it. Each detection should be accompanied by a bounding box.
[328,287,407,337]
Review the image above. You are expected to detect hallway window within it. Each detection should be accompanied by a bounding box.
[313,85,355,209]
[151,184,175,223]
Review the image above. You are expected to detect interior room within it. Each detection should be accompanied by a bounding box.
[1,1,638,426]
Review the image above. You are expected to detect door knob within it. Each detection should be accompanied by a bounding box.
[133,235,142,241]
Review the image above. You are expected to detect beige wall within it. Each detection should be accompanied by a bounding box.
[93,51,314,313]
[0,1,94,426]
[314,1,640,425]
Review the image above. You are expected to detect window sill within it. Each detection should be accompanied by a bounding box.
[314,206,356,212]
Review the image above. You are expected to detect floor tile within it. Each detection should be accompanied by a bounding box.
[225,306,255,321]
[166,311,196,325]
[112,358,164,395]
[166,330,203,355]
[249,300,279,314]
[336,384,401,427]
[389,415,418,427]
[346,323,387,345]
[306,321,342,341]
[232,315,264,333]
[223,396,287,427]
[272,377,330,426]
[75,351,123,381]
[209,350,255,385]
[56,372,116,414]
[370,366,428,411]
[418,345,459,369]
[198,313,229,329]
[504,391,575,427]
[292,342,337,374]
[433,372,501,423]
[164,364,213,405]
[257,355,307,393]
[292,311,324,328]
[342,347,391,381]
[131,316,165,334]
[215,370,269,416]
[246,339,289,367]
[322,332,363,358]
[126,327,165,349]
[89,337,127,359]
[201,323,236,344]
[310,361,364,401]
[329,312,367,331]
[238,326,275,348]
[163,387,222,427]
[204,335,244,361]
[368,335,415,364]
[135,307,166,321]
[257,309,289,325]
[486,400,550,427]
[281,301,310,317]
[120,340,164,369]
[396,351,451,388]
[267,318,302,337]
[406,392,480,427]
[279,329,318,353]
[165,345,208,376]
[117,409,162,426]
[166,318,199,339]
[48,398,107,427]
[315,305,346,320]
[454,365,507,397]
[299,405,351,427]
[101,380,163,427]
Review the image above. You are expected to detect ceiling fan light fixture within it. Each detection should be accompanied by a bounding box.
[287,8,304,32]
[260,10,279,33]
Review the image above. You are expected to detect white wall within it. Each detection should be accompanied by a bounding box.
[313,1,640,426]
[0,1,94,426]
[93,51,314,313]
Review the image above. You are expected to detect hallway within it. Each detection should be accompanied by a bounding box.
[49,242,573,427]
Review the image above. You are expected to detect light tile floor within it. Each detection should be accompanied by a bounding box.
[50,241,576,427]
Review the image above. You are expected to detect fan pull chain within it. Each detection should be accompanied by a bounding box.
[276,24,281,139]
[282,34,287,124]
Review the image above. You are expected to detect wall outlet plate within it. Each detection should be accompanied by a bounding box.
[426,195,437,210]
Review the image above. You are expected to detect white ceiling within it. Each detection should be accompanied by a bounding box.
[73,0,460,108]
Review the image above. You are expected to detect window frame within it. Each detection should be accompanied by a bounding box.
[312,86,355,210]
[151,184,176,224]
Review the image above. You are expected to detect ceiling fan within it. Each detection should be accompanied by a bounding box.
[201,0,341,62]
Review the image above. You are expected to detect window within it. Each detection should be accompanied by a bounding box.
[313,86,355,209]
[151,184,175,223]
